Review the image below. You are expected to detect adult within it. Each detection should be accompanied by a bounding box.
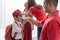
[24,0,60,40]
[25,0,46,40]
[23,1,34,40]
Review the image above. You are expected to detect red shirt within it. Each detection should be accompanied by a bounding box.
[40,10,60,40]
[29,6,46,21]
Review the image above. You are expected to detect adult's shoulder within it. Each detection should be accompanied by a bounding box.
[29,6,36,12]
[48,18,58,25]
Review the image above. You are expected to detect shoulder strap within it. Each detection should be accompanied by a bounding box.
[13,21,22,38]
[14,32,17,38]
[15,22,19,27]
[13,22,20,39]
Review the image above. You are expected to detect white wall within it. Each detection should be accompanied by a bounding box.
[0,0,2,28]
[0,0,2,40]
[57,0,60,10]
[0,0,6,40]
[5,0,27,27]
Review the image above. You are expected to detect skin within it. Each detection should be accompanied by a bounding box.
[23,2,43,27]
[14,15,22,22]
[23,3,43,27]
[22,17,42,27]
[24,2,33,17]
[44,0,57,13]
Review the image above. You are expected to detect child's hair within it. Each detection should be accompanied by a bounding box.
[45,0,58,7]
[28,0,36,10]
[16,15,19,18]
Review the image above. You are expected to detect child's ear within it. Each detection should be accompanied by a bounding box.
[16,15,18,18]
[14,17,17,20]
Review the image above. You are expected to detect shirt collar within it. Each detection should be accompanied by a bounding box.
[14,20,21,24]
[48,10,59,18]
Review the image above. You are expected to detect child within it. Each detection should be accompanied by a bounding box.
[12,9,23,40]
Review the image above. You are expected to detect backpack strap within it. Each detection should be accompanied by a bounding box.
[15,21,19,27]
[13,22,19,39]
[15,21,21,27]
[14,32,17,38]
[13,21,22,39]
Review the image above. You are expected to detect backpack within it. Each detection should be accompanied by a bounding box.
[5,24,12,40]
[5,22,19,40]
[23,22,32,40]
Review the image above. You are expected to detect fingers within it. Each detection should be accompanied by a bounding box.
[22,17,31,24]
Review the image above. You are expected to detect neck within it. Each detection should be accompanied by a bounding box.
[15,20,21,22]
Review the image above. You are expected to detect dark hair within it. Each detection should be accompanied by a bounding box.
[35,4,43,9]
[45,0,58,7]
[28,0,36,10]
[16,15,18,18]
[28,0,43,10]
[16,15,22,18]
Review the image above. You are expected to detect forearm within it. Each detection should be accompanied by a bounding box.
[30,18,42,27]
[21,24,24,34]
[25,11,32,17]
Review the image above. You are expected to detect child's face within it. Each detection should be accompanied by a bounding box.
[44,1,51,13]
[16,15,22,21]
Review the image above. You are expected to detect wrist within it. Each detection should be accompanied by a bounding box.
[29,17,32,21]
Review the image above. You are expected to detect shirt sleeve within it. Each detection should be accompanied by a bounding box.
[47,19,59,40]
[12,23,22,33]
[29,6,35,13]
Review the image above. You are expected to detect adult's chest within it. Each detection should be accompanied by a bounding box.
[41,17,53,34]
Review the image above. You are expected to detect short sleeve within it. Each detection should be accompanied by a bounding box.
[12,23,22,33]
[29,6,35,13]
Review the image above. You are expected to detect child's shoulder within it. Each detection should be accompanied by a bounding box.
[12,22,17,26]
